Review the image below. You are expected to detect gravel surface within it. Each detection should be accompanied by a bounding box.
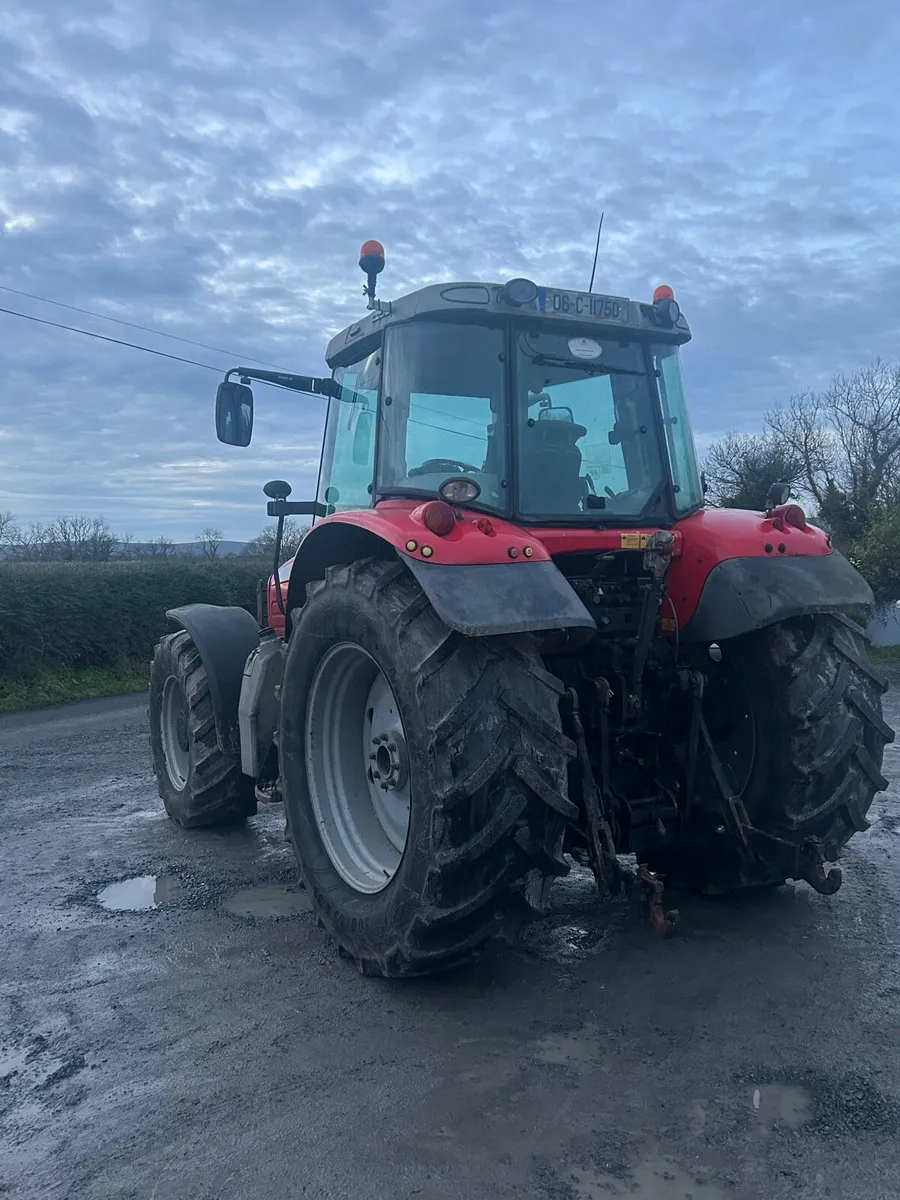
[1,680,899,1200]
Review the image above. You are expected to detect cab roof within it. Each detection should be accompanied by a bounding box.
[325,280,692,369]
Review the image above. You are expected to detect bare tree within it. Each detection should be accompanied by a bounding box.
[764,389,835,508]
[196,527,224,560]
[146,535,176,559]
[241,519,307,564]
[0,511,17,553]
[42,515,116,562]
[12,521,50,561]
[703,431,806,511]
[766,360,900,542]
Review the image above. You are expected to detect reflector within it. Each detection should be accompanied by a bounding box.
[422,500,456,537]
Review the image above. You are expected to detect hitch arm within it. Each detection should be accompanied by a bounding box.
[564,687,623,897]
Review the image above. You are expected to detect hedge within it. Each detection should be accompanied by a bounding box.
[0,559,269,681]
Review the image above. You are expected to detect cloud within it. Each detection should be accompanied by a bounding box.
[1,0,898,537]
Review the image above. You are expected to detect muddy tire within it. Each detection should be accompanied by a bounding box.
[280,558,574,978]
[651,614,894,894]
[149,630,257,828]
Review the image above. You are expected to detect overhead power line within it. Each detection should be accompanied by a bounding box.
[0,304,223,371]
[0,304,492,442]
[0,282,289,371]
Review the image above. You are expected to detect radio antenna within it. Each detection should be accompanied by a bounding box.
[588,211,605,293]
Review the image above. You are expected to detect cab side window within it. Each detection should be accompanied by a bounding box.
[316,350,380,513]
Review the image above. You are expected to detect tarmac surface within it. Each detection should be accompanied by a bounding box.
[1,678,900,1200]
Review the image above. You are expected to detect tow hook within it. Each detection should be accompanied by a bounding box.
[799,836,843,895]
[637,863,678,938]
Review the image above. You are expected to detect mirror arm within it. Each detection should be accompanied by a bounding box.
[272,514,286,615]
[229,367,338,398]
[266,500,328,518]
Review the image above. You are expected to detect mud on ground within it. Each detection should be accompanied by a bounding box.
[1,678,899,1199]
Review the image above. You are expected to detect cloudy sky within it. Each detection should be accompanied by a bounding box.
[1,0,898,541]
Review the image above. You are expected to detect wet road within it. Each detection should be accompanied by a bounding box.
[2,682,900,1200]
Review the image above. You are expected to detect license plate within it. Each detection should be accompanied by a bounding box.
[539,288,629,322]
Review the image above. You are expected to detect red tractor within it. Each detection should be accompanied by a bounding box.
[149,242,893,976]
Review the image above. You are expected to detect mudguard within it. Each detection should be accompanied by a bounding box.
[403,557,596,638]
[679,550,873,643]
[285,505,596,639]
[166,603,261,754]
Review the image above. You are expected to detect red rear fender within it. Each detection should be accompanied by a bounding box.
[280,502,592,641]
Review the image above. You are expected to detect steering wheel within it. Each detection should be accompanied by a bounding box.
[407,458,481,478]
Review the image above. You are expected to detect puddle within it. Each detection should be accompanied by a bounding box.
[0,1044,31,1082]
[520,920,609,963]
[572,1154,730,1199]
[532,1024,602,1066]
[0,1039,84,1091]
[97,875,185,911]
[751,1082,812,1129]
[222,883,311,919]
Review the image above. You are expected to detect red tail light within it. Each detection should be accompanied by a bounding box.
[422,500,456,537]
[783,504,808,531]
[770,503,808,532]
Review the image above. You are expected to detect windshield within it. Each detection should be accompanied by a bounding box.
[375,318,692,523]
[514,328,666,520]
[378,321,509,513]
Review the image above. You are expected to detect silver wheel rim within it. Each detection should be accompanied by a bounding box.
[305,642,411,894]
[161,676,190,791]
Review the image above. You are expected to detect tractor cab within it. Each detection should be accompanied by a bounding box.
[216,243,705,532]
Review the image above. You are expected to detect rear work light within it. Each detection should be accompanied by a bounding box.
[422,500,456,537]
[502,277,539,307]
[439,477,481,505]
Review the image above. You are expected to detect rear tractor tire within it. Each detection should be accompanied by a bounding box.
[149,630,257,828]
[652,613,894,894]
[280,557,575,978]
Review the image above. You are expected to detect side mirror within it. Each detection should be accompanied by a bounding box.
[351,409,374,465]
[216,380,254,447]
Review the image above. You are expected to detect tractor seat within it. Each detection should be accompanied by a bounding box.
[519,418,588,513]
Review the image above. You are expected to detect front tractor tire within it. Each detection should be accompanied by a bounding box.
[149,630,257,828]
[280,558,575,978]
[655,613,894,894]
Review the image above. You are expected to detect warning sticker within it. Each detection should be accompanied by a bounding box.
[620,533,651,549]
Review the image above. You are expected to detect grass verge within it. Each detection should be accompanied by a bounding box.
[0,663,147,716]
[870,645,900,665]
